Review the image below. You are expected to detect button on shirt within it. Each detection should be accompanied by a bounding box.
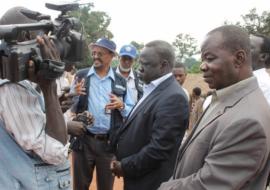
[116,67,138,103]
[87,67,134,134]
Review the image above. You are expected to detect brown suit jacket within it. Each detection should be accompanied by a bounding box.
[158,77,270,190]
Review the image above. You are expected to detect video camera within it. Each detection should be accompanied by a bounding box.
[0,3,85,82]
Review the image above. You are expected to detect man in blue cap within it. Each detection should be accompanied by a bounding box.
[71,38,135,190]
[116,44,143,102]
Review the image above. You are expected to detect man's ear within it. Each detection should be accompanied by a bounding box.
[234,50,246,68]
[259,53,269,62]
[160,59,169,69]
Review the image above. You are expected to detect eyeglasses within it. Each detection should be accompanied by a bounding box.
[91,51,111,58]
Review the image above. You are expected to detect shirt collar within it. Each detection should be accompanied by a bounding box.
[253,68,270,77]
[211,76,255,104]
[87,66,115,81]
[116,66,135,80]
[143,72,172,91]
[151,72,172,87]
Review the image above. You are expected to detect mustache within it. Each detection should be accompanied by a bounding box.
[93,58,102,62]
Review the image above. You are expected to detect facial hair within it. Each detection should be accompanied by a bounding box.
[93,59,102,68]
[119,63,131,73]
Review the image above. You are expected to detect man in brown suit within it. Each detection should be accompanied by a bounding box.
[158,25,270,190]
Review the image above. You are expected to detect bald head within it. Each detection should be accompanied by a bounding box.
[145,40,175,69]
[200,25,253,90]
[207,25,251,62]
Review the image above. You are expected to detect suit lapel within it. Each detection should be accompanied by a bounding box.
[175,78,259,164]
[119,76,175,133]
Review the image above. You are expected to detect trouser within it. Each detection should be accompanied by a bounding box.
[0,122,71,190]
[72,134,115,190]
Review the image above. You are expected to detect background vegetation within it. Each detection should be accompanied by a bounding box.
[70,3,270,72]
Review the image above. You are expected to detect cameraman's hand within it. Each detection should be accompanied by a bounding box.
[37,35,60,61]
[34,35,61,88]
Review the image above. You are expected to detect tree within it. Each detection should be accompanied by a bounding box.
[241,8,270,35]
[172,33,198,63]
[225,8,270,36]
[130,41,144,53]
[181,57,201,73]
[189,61,201,73]
[69,3,113,43]
[129,41,144,70]
[69,3,113,68]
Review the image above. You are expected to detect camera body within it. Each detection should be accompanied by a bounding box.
[0,3,85,82]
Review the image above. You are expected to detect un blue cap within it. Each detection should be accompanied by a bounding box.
[119,44,137,59]
[90,38,116,53]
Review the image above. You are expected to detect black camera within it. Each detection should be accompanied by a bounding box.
[0,3,86,82]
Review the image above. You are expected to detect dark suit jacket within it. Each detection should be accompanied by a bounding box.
[115,76,189,190]
[158,77,270,190]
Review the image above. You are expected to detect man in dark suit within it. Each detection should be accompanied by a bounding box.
[158,25,270,190]
[110,40,189,190]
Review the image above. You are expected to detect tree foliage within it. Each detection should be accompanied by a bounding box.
[69,3,113,68]
[172,33,198,63]
[130,41,144,53]
[181,57,201,73]
[225,8,270,36]
[69,3,113,43]
[241,8,270,35]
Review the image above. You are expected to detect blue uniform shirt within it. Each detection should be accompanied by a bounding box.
[87,67,134,134]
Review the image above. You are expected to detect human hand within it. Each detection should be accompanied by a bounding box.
[110,160,124,178]
[31,35,63,88]
[59,96,74,113]
[105,93,125,111]
[58,87,76,112]
[67,120,86,136]
[73,111,94,127]
[37,35,61,61]
[74,78,86,95]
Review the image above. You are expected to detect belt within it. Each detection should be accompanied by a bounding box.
[27,152,52,167]
[34,163,52,167]
[87,131,109,141]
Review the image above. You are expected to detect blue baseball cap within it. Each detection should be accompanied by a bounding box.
[90,38,116,53]
[119,44,137,59]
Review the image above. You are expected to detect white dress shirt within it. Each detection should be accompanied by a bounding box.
[253,68,270,105]
[116,67,138,103]
[130,73,172,116]
[0,80,69,165]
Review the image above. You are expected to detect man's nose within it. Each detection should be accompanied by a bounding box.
[200,61,208,72]
[93,54,99,59]
[175,76,181,81]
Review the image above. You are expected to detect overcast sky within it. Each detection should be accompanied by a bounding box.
[1,0,270,50]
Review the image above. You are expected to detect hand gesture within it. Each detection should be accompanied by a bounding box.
[105,93,125,111]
